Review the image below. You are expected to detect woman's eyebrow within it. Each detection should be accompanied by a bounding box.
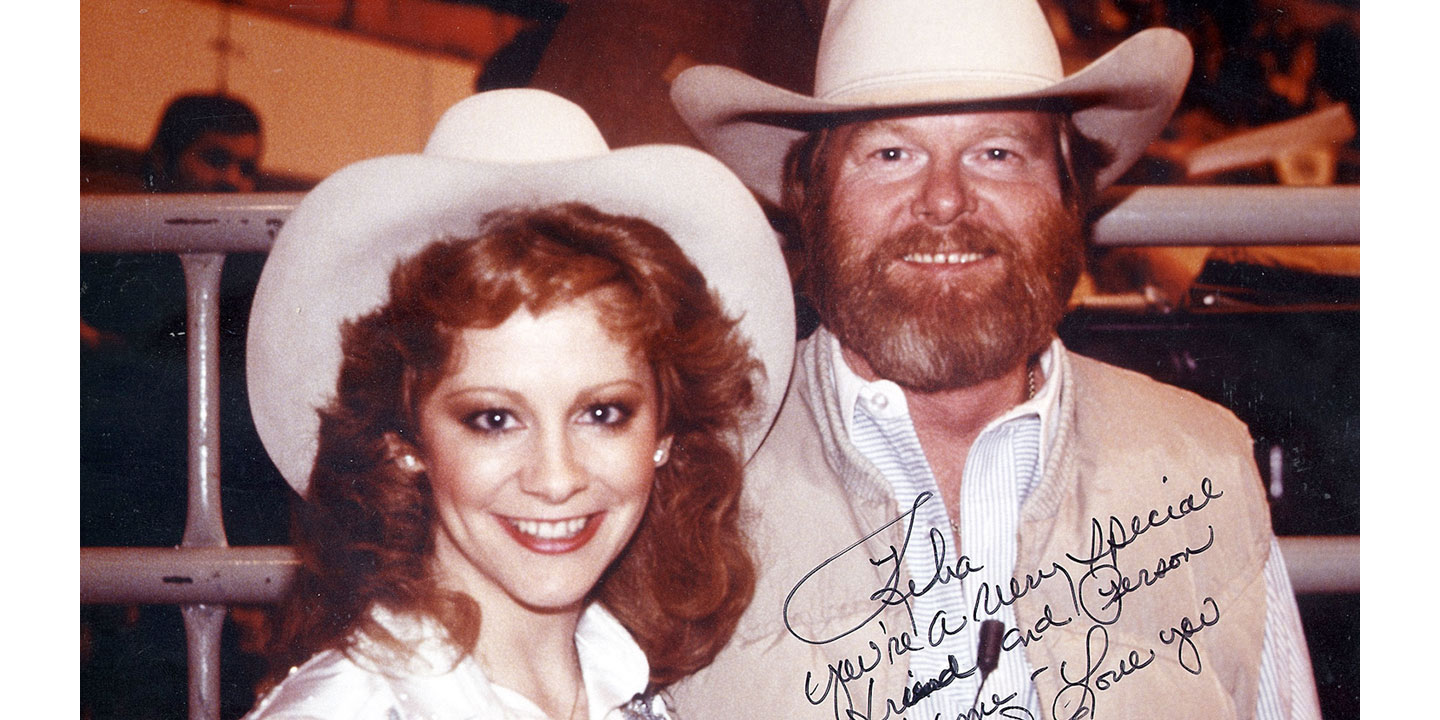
[434,385,520,403]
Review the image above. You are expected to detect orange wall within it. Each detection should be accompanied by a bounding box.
[81,0,486,181]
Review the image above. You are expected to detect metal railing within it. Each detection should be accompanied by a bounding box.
[80,187,1362,720]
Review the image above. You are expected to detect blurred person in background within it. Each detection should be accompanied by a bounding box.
[141,93,262,193]
[81,92,284,720]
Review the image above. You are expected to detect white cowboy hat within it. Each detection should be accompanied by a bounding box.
[670,0,1193,204]
[247,89,796,496]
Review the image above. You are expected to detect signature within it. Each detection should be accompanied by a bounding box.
[789,476,1231,719]
[1049,624,1157,720]
[785,492,982,645]
[1067,477,1224,568]
[1068,477,1224,625]
[794,493,986,717]
[1158,596,1221,674]
[1093,525,1216,613]
[901,653,974,707]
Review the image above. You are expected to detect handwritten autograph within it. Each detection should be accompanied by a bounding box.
[1050,624,1157,720]
[785,492,983,646]
[788,476,1230,720]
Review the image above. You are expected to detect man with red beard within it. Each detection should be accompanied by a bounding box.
[666,1,1321,719]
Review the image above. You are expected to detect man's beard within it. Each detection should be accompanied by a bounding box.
[806,203,1083,393]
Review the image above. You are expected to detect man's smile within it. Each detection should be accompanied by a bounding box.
[901,251,988,265]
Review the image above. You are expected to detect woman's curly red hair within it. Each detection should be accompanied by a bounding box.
[268,203,760,689]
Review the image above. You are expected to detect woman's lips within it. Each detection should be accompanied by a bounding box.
[497,512,604,554]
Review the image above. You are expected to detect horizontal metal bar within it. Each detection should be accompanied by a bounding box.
[1277,535,1359,595]
[80,187,1360,253]
[1092,186,1359,247]
[81,547,299,605]
[81,536,1357,606]
[80,193,302,253]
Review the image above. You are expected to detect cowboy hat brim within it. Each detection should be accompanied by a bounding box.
[248,143,795,496]
[671,28,1192,205]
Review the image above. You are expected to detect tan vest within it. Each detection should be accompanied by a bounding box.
[670,333,1272,719]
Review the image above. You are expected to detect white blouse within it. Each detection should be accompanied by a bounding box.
[244,603,668,720]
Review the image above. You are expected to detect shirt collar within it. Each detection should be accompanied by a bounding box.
[575,603,651,717]
[361,602,651,720]
[830,333,1067,461]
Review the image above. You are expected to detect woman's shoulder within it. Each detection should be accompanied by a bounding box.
[242,650,403,720]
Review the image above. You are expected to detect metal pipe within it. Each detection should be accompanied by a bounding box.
[180,254,228,550]
[81,187,1360,252]
[1277,535,1360,595]
[1092,186,1360,247]
[81,547,299,605]
[80,538,1360,600]
[179,252,230,720]
[80,193,300,253]
[182,604,226,720]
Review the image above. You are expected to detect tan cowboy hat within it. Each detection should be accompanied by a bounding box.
[247,89,795,496]
[671,0,1193,204]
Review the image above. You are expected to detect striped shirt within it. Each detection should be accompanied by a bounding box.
[831,336,1321,719]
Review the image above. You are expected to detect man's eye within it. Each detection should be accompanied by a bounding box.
[201,149,232,170]
[873,147,907,161]
[983,148,1016,162]
[580,403,634,427]
[466,409,518,433]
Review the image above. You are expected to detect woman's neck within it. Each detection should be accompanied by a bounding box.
[432,554,588,718]
[475,601,588,719]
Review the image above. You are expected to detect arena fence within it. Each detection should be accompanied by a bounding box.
[79,187,1362,720]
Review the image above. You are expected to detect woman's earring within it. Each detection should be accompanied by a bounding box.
[383,432,425,474]
[395,453,424,474]
[653,438,672,468]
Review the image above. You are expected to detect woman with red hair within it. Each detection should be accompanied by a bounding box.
[243,91,794,719]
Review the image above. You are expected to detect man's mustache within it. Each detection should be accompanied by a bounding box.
[870,222,1017,265]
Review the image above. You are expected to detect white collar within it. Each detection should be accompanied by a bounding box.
[360,602,653,720]
[829,332,1066,462]
[573,602,653,717]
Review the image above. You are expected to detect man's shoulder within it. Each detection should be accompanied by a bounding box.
[1058,350,1270,536]
[1067,351,1249,433]
[739,375,875,546]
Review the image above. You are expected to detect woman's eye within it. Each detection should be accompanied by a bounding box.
[466,409,518,433]
[580,403,634,427]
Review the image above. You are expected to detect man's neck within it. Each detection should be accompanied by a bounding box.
[839,344,1031,497]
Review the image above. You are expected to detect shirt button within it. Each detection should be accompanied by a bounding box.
[866,392,888,412]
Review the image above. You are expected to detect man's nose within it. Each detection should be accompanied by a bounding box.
[910,158,976,225]
[519,431,589,504]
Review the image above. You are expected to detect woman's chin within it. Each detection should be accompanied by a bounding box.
[505,576,602,615]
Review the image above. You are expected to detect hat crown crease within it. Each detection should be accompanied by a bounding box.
[814,0,1063,100]
[422,88,610,164]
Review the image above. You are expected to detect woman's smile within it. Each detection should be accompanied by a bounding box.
[496,511,605,554]
[417,294,667,611]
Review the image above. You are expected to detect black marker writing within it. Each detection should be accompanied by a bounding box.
[1158,597,1221,675]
